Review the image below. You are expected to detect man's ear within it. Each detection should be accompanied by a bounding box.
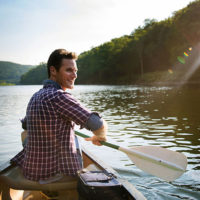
[50,66,57,76]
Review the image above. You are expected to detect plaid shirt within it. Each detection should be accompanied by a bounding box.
[11,80,91,181]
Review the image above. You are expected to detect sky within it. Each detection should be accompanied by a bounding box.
[0,0,194,65]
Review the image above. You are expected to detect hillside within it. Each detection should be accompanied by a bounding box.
[76,0,200,85]
[20,63,47,85]
[18,0,200,85]
[0,61,34,84]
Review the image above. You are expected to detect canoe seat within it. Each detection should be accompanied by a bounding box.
[0,165,77,191]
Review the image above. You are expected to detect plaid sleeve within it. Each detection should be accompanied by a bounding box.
[54,91,92,127]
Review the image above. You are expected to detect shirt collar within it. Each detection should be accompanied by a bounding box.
[43,79,62,90]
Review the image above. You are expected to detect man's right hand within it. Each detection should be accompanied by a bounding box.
[85,119,107,146]
[85,135,106,146]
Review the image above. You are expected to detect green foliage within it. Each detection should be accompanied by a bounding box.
[20,63,47,85]
[77,0,200,85]
[12,0,200,85]
[0,61,34,84]
[77,35,132,84]
[0,81,15,86]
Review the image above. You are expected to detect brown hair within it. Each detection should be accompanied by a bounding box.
[47,49,78,77]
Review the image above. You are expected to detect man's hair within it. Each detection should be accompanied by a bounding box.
[47,49,78,77]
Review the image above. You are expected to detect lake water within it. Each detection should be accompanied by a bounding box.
[0,85,199,199]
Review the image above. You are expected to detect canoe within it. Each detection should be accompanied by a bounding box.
[0,146,146,200]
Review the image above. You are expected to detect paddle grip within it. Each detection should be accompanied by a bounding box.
[75,131,119,150]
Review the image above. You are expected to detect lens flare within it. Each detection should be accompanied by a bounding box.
[177,56,185,64]
[168,69,173,74]
[189,47,192,51]
[184,52,189,57]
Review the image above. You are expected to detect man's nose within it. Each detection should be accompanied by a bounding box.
[73,72,77,79]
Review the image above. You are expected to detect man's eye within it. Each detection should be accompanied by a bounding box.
[66,69,77,73]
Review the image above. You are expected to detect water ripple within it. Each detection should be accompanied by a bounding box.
[0,85,199,200]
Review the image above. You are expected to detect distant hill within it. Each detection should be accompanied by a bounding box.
[0,61,35,84]
[20,63,47,85]
[17,0,200,85]
[76,0,200,85]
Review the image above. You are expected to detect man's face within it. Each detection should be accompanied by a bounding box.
[52,58,78,90]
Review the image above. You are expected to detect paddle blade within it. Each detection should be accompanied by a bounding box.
[120,146,187,182]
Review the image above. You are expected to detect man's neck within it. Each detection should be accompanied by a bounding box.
[43,79,63,90]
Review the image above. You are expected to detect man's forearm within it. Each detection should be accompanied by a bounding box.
[92,119,107,139]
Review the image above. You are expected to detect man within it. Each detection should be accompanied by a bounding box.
[11,49,107,183]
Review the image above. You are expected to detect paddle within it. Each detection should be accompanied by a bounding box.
[75,131,187,182]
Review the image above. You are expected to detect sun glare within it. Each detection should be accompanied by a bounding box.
[180,43,200,85]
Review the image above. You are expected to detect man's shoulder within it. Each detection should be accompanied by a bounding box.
[55,90,76,101]
[32,87,61,101]
[39,87,74,101]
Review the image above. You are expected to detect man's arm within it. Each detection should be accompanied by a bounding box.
[85,114,107,146]
[54,93,107,145]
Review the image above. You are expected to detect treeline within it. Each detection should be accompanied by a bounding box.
[76,0,200,84]
[19,0,200,85]
[0,61,34,84]
[20,63,47,84]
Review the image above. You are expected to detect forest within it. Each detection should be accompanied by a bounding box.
[20,63,47,85]
[0,61,34,85]
[20,0,200,85]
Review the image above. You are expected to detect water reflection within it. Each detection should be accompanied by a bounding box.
[0,85,199,199]
[73,85,200,199]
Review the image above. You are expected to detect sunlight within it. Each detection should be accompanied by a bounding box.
[152,43,200,86]
[177,56,186,64]
[181,43,200,84]
[0,0,193,64]
[168,69,173,74]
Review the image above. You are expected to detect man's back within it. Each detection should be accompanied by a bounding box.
[11,49,107,182]
[11,81,91,181]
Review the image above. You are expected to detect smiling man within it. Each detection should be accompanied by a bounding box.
[11,49,107,183]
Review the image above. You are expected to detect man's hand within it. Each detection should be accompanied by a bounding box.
[85,135,106,146]
[85,119,107,146]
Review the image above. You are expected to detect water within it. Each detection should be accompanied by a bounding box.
[0,85,199,199]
